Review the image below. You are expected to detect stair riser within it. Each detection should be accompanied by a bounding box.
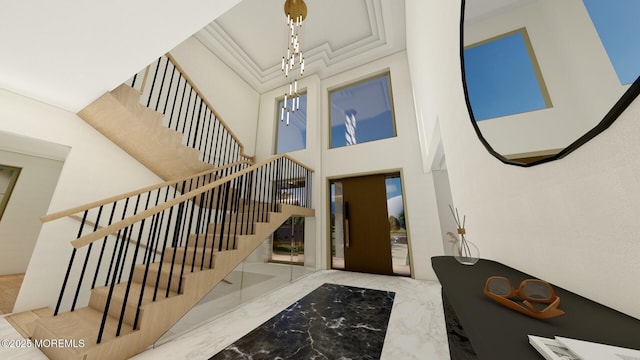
[88,291,142,328]
[132,265,183,294]
[209,219,255,235]
[164,247,215,268]
[185,234,236,251]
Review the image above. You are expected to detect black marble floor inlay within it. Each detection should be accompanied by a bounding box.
[210,283,396,360]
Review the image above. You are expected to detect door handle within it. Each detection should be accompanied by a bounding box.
[345,219,350,248]
[344,202,350,248]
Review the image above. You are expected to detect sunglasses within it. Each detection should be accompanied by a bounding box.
[483,276,565,319]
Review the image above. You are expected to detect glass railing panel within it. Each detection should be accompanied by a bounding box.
[154,227,317,346]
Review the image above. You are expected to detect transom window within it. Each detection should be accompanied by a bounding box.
[329,73,397,148]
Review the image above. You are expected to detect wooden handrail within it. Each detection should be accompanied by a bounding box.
[68,215,162,257]
[69,154,314,249]
[41,160,252,223]
[164,52,254,162]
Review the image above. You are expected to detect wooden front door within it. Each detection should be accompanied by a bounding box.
[335,174,393,275]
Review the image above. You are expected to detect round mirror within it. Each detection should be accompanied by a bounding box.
[462,0,640,166]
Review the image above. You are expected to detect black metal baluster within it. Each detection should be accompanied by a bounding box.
[174,78,189,133]
[54,210,89,315]
[191,98,203,149]
[259,165,267,222]
[116,218,146,336]
[162,64,177,116]
[211,176,225,254]
[182,88,194,138]
[92,203,118,289]
[145,57,162,108]
[202,110,213,164]
[167,76,183,130]
[152,57,170,111]
[118,195,142,282]
[223,132,231,165]
[130,73,138,89]
[166,203,184,297]
[219,183,232,250]
[105,198,130,286]
[205,180,220,264]
[248,170,257,234]
[190,192,206,272]
[97,225,130,344]
[215,119,224,167]
[152,205,175,301]
[71,206,103,311]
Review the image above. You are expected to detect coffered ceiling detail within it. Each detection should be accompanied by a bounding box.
[195,0,406,93]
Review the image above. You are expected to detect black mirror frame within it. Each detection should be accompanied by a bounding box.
[459,0,640,167]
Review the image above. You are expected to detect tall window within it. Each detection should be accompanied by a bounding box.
[583,0,640,85]
[329,73,396,148]
[464,28,552,121]
[275,93,307,154]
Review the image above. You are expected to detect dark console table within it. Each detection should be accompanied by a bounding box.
[432,256,640,360]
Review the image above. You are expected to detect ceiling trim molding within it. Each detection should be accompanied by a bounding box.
[194,0,405,93]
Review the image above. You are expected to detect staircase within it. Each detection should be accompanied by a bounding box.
[78,54,253,183]
[78,84,213,182]
[24,54,315,359]
[33,201,313,359]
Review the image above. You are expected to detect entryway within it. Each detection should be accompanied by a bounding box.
[330,173,410,276]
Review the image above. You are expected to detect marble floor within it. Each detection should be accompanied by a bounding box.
[211,283,396,359]
[0,270,450,359]
[134,270,450,360]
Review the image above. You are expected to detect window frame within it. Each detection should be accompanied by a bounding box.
[0,164,21,222]
[328,71,398,149]
[464,27,553,121]
[274,91,308,155]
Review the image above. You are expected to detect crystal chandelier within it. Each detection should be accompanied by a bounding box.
[280,0,307,125]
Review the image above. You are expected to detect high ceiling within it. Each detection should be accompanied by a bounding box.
[0,0,242,112]
[0,0,533,111]
[193,0,535,94]
[194,0,407,93]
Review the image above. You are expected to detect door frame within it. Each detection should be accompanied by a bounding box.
[326,170,414,277]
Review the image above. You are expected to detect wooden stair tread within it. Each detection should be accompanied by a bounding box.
[34,307,136,346]
[5,307,54,338]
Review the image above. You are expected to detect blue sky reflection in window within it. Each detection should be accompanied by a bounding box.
[330,73,396,148]
[582,0,640,85]
[276,93,307,154]
[464,28,552,121]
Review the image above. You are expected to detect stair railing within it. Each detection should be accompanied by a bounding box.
[46,154,313,344]
[127,53,254,168]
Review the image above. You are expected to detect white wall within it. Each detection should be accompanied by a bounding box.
[407,0,640,319]
[0,89,163,312]
[465,0,628,156]
[321,52,444,280]
[256,74,323,272]
[0,147,64,275]
[255,51,445,280]
[170,37,260,156]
